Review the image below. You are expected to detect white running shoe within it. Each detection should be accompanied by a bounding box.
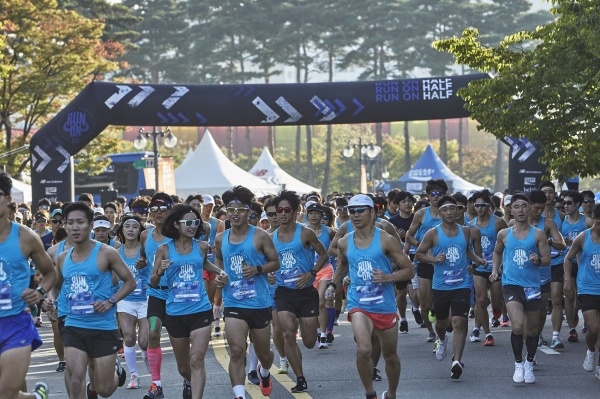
[513,362,525,383]
[435,338,447,361]
[524,360,535,384]
[277,358,289,374]
[583,349,598,372]
[127,373,140,389]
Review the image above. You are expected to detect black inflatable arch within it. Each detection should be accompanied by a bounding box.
[31,73,489,203]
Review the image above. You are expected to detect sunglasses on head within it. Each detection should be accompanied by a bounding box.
[150,205,171,213]
[266,211,277,217]
[179,219,201,227]
[227,207,249,214]
[276,207,293,214]
[428,191,444,197]
[249,213,258,220]
[474,203,488,208]
[51,219,63,224]
[348,207,368,214]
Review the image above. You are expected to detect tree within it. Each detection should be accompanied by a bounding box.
[0,0,120,177]
[434,1,600,178]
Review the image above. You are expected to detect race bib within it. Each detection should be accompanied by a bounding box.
[443,269,465,286]
[133,279,143,296]
[0,283,12,310]
[231,279,257,300]
[356,284,384,305]
[281,267,302,288]
[173,281,200,302]
[68,291,95,314]
[524,287,541,301]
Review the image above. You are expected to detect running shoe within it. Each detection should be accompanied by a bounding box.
[468,308,475,319]
[583,349,598,372]
[32,382,49,399]
[143,383,164,399]
[500,315,509,327]
[127,373,140,389]
[538,335,548,347]
[115,358,126,387]
[55,361,66,372]
[433,339,438,353]
[513,362,524,383]
[257,364,273,396]
[428,310,436,323]
[326,331,335,343]
[435,338,447,361]
[183,379,191,399]
[399,320,408,334]
[372,367,382,381]
[412,309,424,325]
[491,317,500,328]
[35,316,43,327]
[291,377,307,393]
[333,317,339,326]
[568,328,579,342]
[469,329,481,342]
[319,335,328,349]
[524,360,535,384]
[248,370,260,385]
[212,326,221,338]
[277,358,289,374]
[550,337,564,349]
[381,390,389,399]
[596,366,600,380]
[451,360,463,379]
[484,335,495,346]
[427,331,436,342]
[86,382,98,399]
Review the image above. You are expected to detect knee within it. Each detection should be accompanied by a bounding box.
[382,351,400,367]
[190,352,205,370]
[551,296,562,306]
[229,345,246,362]
[95,382,117,398]
[122,332,136,347]
[356,345,372,361]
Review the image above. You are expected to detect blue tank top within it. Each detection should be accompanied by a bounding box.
[273,223,315,289]
[0,223,30,317]
[432,225,470,290]
[165,240,211,316]
[577,230,600,295]
[502,226,540,288]
[533,216,551,286]
[346,229,396,314]
[118,245,148,302]
[62,242,116,329]
[221,226,271,309]
[315,226,333,265]
[471,215,497,272]
[56,240,68,318]
[558,215,586,265]
[416,207,441,242]
[551,208,563,232]
[146,228,172,300]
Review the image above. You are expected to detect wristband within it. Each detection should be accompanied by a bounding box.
[327,282,337,290]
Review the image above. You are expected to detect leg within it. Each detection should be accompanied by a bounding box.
[90,353,119,397]
[473,276,490,334]
[0,346,37,399]
[451,315,468,362]
[349,312,376,396]
[298,315,319,349]
[189,326,212,399]
[396,286,408,319]
[118,312,139,375]
[419,277,434,333]
[147,316,163,383]
[169,335,192,382]
[550,281,564,334]
[250,324,274,371]
[224,317,250,387]
[64,346,91,399]
[50,319,65,364]
[583,309,600,352]
[316,279,329,345]
[537,291,550,337]
[137,317,149,352]
[374,323,401,399]
[271,309,286,361]
[276,311,304,378]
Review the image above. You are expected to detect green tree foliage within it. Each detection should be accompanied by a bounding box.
[434,1,600,178]
[1,0,120,177]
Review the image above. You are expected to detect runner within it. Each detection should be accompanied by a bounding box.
[56,201,135,398]
[272,190,329,393]
[326,194,413,399]
[490,193,551,384]
[214,185,280,399]
[0,172,56,399]
[151,204,225,399]
[563,203,600,379]
[416,195,486,379]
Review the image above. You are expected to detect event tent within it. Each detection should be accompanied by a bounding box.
[11,179,32,204]
[248,147,320,195]
[174,131,279,198]
[397,144,483,194]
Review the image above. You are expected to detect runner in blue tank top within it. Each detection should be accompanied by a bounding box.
[214,186,280,399]
[563,203,600,378]
[151,204,224,399]
[417,195,486,380]
[272,190,328,394]
[327,194,413,399]
[0,172,56,399]
[406,179,446,343]
[56,202,135,398]
[491,193,551,385]
[558,190,593,345]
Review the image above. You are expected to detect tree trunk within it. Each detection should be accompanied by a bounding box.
[495,140,506,192]
[305,125,314,186]
[295,125,301,175]
[322,124,332,196]
[227,126,234,160]
[404,121,411,171]
[458,118,463,175]
[439,119,447,163]
[246,126,252,169]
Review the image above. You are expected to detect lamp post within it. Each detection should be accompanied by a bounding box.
[343,137,386,193]
[133,126,178,192]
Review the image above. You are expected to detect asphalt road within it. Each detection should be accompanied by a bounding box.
[26,309,600,399]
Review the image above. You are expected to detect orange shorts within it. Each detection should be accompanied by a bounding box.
[348,308,398,330]
[203,270,217,281]
[313,264,334,289]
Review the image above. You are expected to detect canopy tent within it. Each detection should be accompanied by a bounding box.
[11,179,32,204]
[178,146,194,169]
[397,144,483,194]
[174,131,280,198]
[248,147,320,195]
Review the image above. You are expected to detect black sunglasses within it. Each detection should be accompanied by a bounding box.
[583,200,594,204]
[474,203,488,208]
[266,212,277,217]
[51,219,63,224]
[249,213,259,220]
[563,201,575,206]
[348,207,368,214]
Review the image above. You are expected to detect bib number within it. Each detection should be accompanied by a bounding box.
[524,287,541,301]
[173,281,200,302]
[0,284,12,310]
[68,292,95,314]
[133,279,143,296]
[356,284,384,305]
[231,279,257,300]
[281,267,302,288]
[443,269,465,286]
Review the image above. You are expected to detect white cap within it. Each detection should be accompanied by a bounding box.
[466,190,477,201]
[93,219,111,229]
[15,211,23,220]
[494,192,504,199]
[503,194,512,206]
[203,195,215,206]
[348,194,374,208]
[259,211,268,222]
[93,207,104,215]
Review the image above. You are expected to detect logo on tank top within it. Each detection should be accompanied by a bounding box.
[0,260,7,281]
[591,254,600,271]
[280,251,297,269]
[178,263,196,281]
[446,245,461,264]
[230,254,245,276]
[70,275,90,293]
[357,259,375,282]
[567,231,580,240]
[481,236,491,251]
[127,264,138,277]
[513,248,529,269]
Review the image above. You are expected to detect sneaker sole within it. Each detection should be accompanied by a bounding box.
[451,364,462,379]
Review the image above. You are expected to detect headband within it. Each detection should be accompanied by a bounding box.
[438,203,458,210]
[122,218,141,227]
[93,220,111,229]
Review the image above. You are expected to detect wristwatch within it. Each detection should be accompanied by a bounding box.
[256,266,263,275]
[35,286,47,298]
[310,269,317,276]
[108,296,117,307]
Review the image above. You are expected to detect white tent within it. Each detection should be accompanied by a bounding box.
[248,147,320,194]
[11,179,32,204]
[178,146,194,169]
[175,131,280,198]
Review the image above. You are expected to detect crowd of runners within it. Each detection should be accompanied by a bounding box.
[0,171,599,399]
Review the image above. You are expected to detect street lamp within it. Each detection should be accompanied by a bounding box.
[342,137,385,193]
[133,126,178,192]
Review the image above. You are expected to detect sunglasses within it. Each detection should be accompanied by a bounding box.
[227,207,249,214]
[563,201,575,206]
[428,191,444,197]
[38,205,50,211]
[348,207,368,214]
[276,207,293,214]
[132,207,149,214]
[474,203,488,208]
[36,218,48,223]
[249,213,259,220]
[583,200,594,204]
[457,205,465,211]
[150,205,171,213]
[323,215,329,221]
[266,212,277,217]
[337,207,347,212]
[51,219,63,224]
[179,219,201,227]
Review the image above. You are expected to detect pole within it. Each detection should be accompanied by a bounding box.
[358,137,367,193]
[152,126,159,192]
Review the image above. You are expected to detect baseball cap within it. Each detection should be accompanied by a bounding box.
[93,207,104,215]
[93,219,111,229]
[15,211,22,221]
[503,194,512,206]
[348,194,374,208]
[305,201,323,213]
[203,195,215,206]
[259,212,268,222]
[50,209,62,218]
